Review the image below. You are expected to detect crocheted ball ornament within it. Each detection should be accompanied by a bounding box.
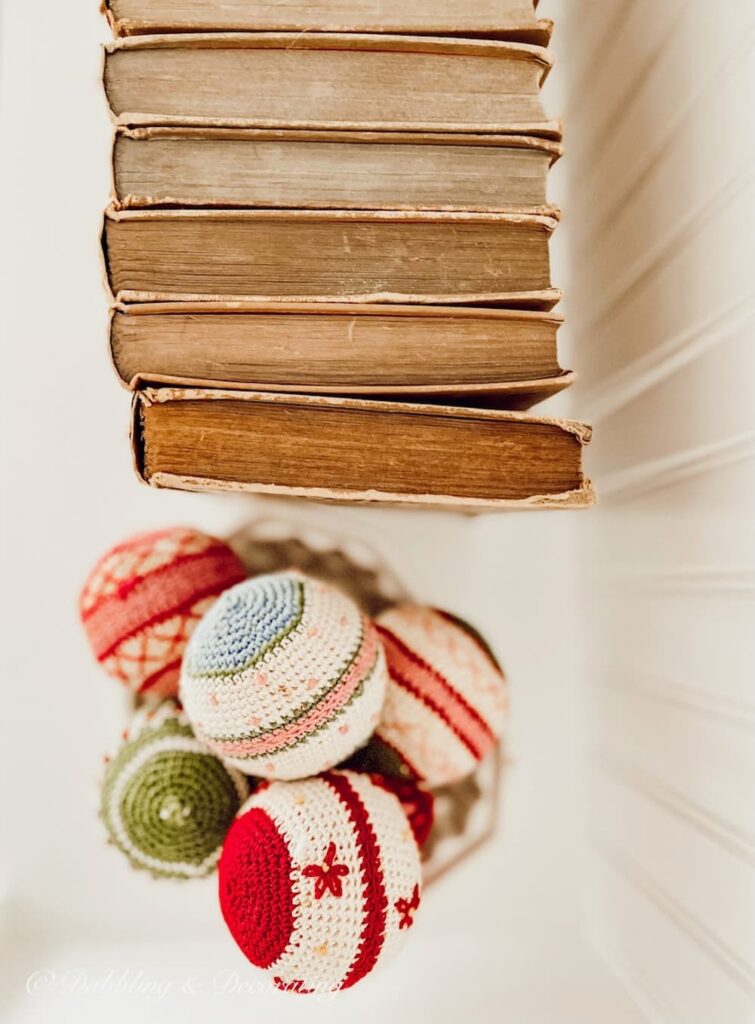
[80,527,247,697]
[369,774,435,849]
[372,605,508,786]
[218,770,422,993]
[180,571,388,780]
[101,702,250,879]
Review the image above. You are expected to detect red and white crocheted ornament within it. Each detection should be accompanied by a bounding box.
[218,770,423,994]
[368,774,435,849]
[373,605,508,786]
[80,527,247,697]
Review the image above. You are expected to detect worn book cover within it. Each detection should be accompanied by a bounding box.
[112,127,562,214]
[103,0,552,46]
[103,207,560,307]
[111,301,573,410]
[132,387,595,511]
[103,33,557,136]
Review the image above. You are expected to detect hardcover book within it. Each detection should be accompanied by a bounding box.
[112,128,561,214]
[103,208,559,306]
[103,0,551,46]
[103,34,556,136]
[111,302,572,409]
[132,387,595,510]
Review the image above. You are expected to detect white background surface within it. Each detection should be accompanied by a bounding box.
[5,1,751,1022]
[559,3,755,1022]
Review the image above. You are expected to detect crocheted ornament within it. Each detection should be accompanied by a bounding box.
[80,526,247,697]
[218,770,422,993]
[101,702,249,880]
[369,774,434,849]
[180,571,388,780]
[372,605,508,786]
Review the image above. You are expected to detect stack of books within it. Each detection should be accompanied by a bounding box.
[101,0,594,510]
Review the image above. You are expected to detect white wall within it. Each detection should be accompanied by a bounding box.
[556,2,755,1020]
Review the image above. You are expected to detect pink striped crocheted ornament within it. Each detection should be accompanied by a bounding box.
[80,527,247,697]
[373,605,508,786]
[180,571,388,780]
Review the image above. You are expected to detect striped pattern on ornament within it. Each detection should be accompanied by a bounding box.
[80,527,247,695]
[180,572,387,779]
[101,703,249,879]
[219,771,421,993]
[375,606,508,785]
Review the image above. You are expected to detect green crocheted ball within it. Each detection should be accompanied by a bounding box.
[101,702,250,880]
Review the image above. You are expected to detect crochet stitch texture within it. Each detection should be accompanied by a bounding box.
[373,605,508,786]
[80,526,247,697]
[180,571,388,780]
[101,702,249,879]
[369,774,435,849]
[218,770,422,993]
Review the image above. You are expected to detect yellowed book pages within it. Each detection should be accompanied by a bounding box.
[103,207,559,307]
[102,0,551,46]
[111,301,572,409]
[132,387,595,511]
[103,33,555,134]
[113,127,562,213]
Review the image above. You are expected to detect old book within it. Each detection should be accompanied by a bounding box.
[103,0,552,46]
[111,302,572,409]
[103,34,557,136]
[112,128,561,214]
[132,388,594,510]
[103,208,559,306]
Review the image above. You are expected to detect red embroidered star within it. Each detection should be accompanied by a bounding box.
[395,884,421,929]
[273,977,316,995]
[302,842,350,899]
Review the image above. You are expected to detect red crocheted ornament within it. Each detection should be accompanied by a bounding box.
[218,807,294,970]
[80,526,247,696]
[369,774,435,848]
[217,771,423,993]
